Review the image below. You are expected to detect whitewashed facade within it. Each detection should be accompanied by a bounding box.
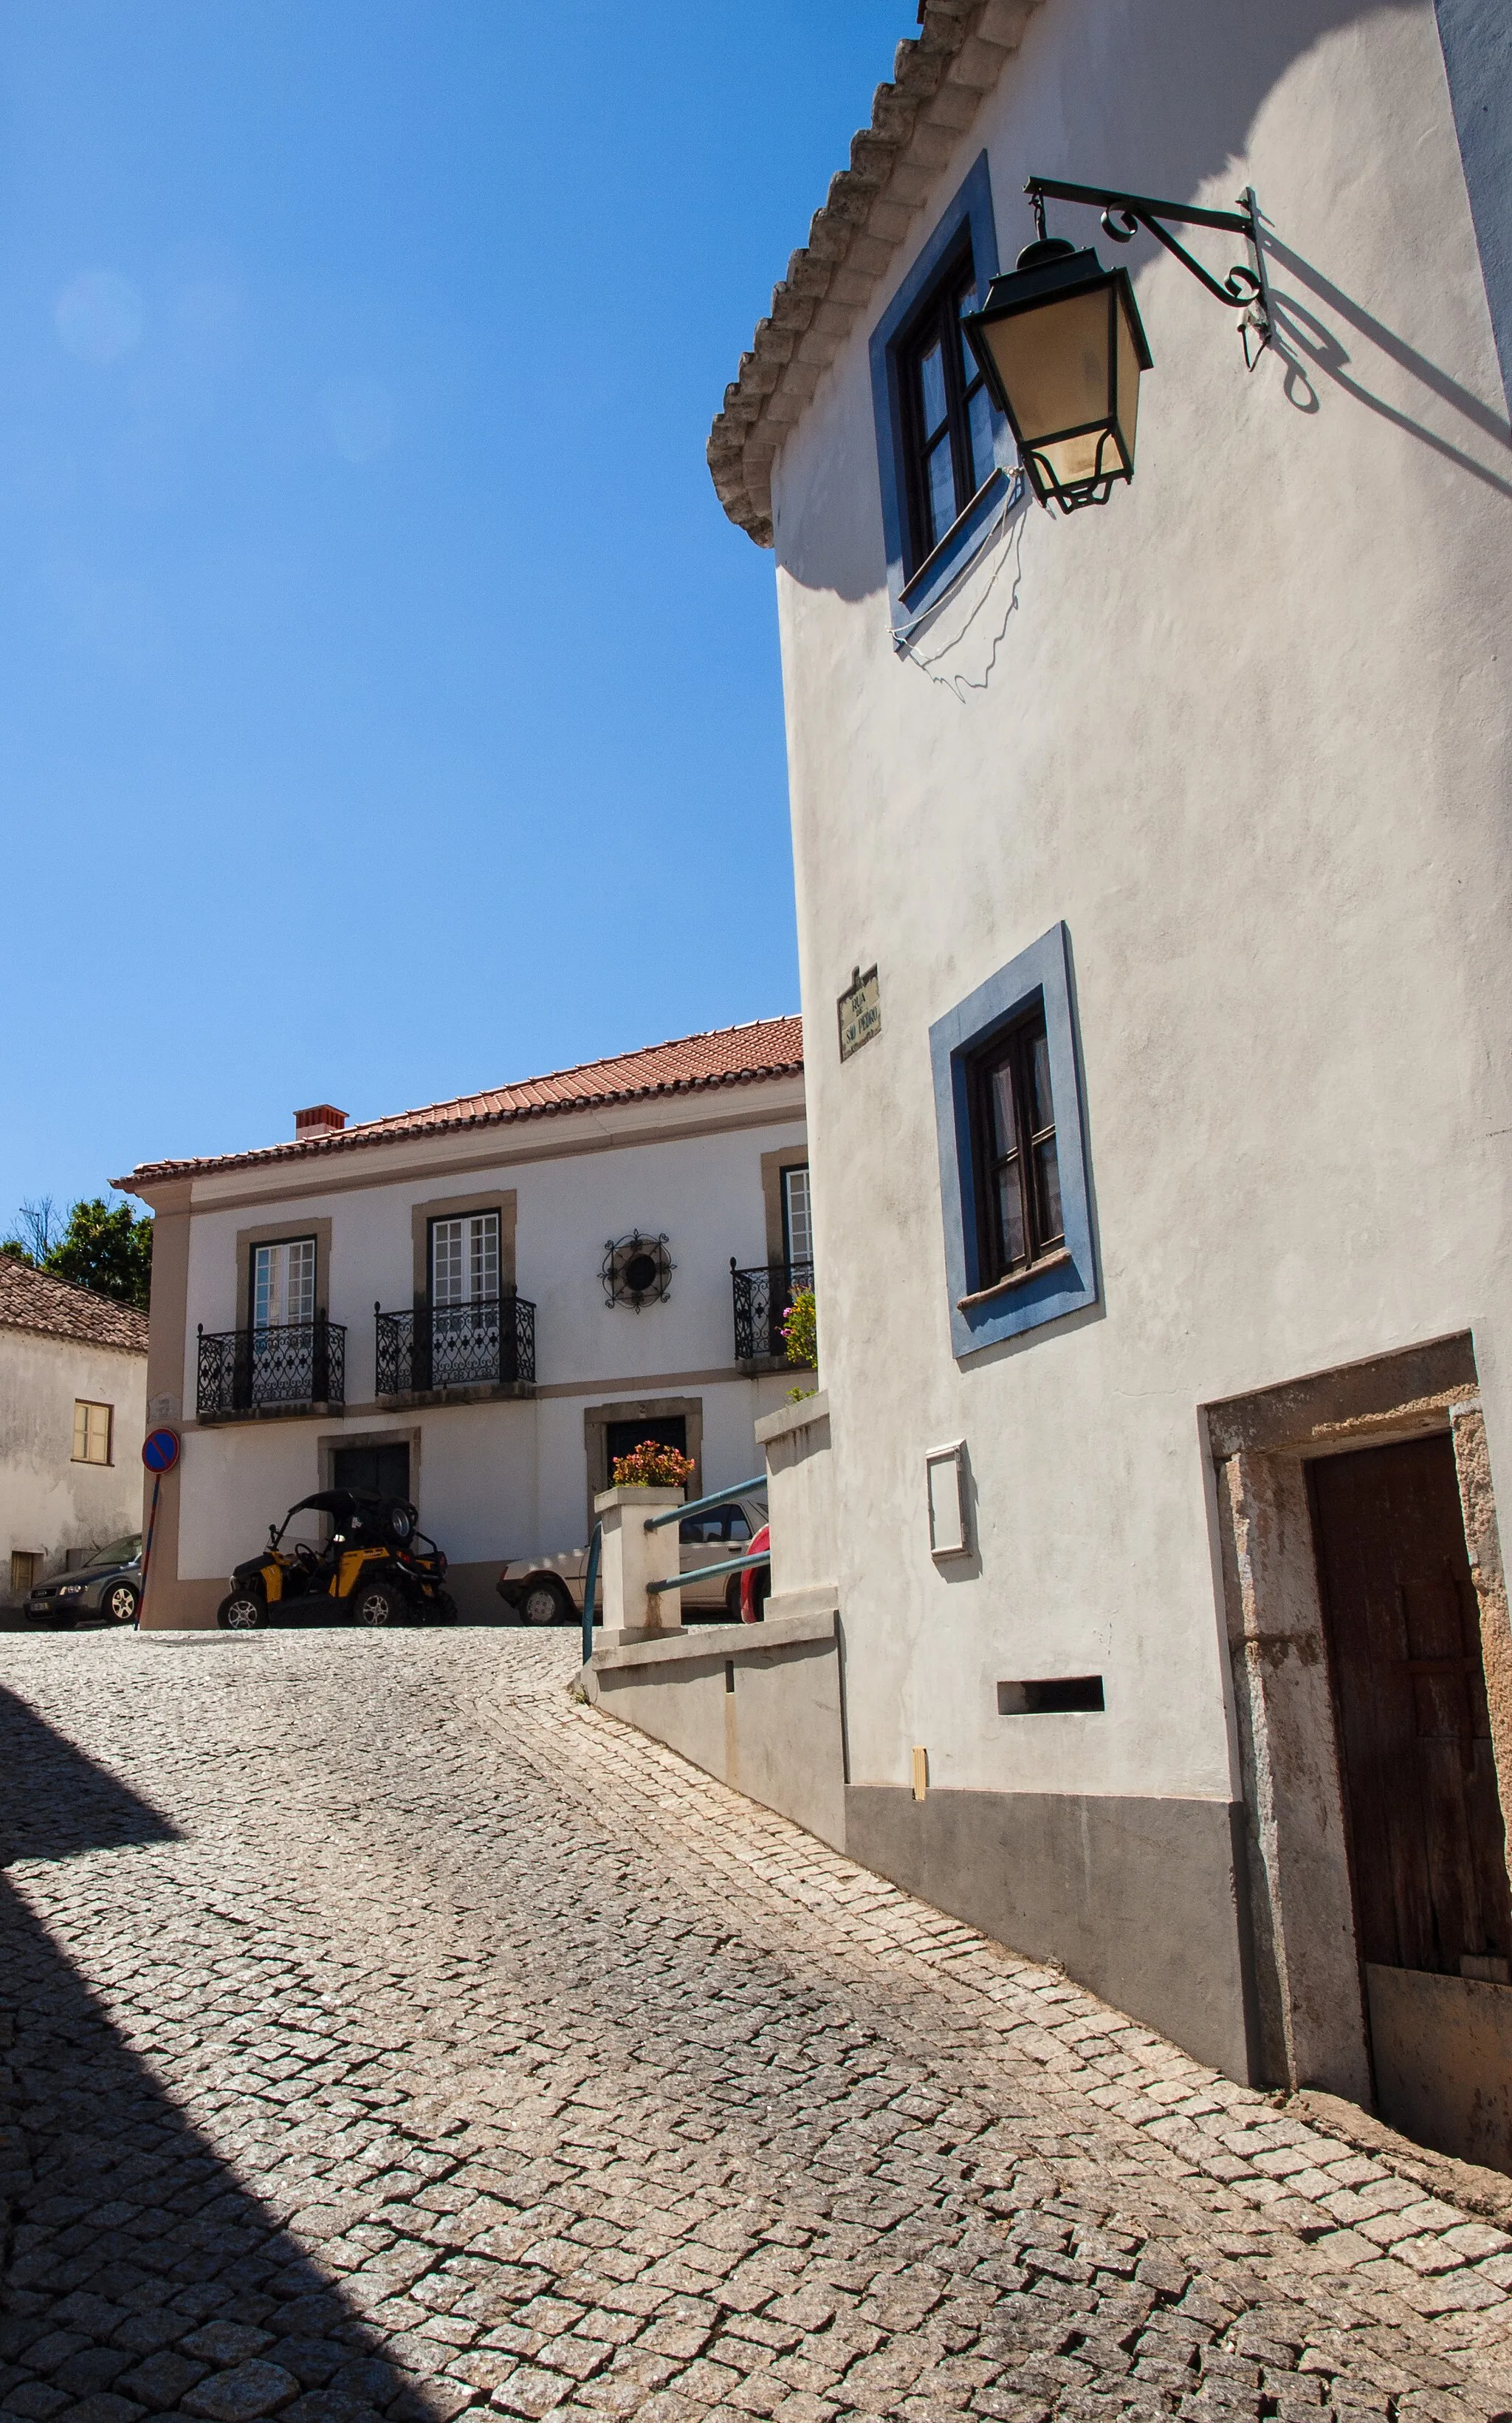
[123,1022,808,1628]
[0,1260,148,1600]
[706,0,1512,2159]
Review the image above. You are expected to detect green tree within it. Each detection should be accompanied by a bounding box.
[42,1197,153,1312]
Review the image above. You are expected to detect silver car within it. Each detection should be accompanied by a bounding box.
[24,1536,142,1628]
[498,1492,768,1628]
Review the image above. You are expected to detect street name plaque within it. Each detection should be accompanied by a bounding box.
[837,964,882,1061]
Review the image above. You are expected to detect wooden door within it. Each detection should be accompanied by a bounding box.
[1310,1436,1511,1976]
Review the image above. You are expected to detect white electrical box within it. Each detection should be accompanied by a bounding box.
[926,1440,969,1559]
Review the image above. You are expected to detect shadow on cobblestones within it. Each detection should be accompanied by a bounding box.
[0,1685,433,2423]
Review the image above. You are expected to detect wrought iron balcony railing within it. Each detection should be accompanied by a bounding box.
[730,1260,814,1365]
[374,1294,536,1396]
[196,1317,346,1418]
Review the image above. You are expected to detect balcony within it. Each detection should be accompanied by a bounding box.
[731,1260,814,1372]
[374,1295,536,1402]
[196,1318,346,1421]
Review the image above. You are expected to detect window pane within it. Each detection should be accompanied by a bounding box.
[1028,1028,1054,1134]
[994,1165,1027,1269]
[783,1166,813,1269]
[431,1219,463,1305]
[986,1058,1018,1160]
[288,1239,315,1324]
[470,1213,499,1301]
[918,338,948,439]
[72,1402,88,1460]
[729,1511,752,1542]
[926,434,956,547]
[1034,1136,1065,1245]
[968,381,997,495]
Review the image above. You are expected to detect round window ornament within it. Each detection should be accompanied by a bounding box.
[602,1230,673,1312]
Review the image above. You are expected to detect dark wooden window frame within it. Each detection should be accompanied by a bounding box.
[968,1001,1065,1289]
[897,236,994,578]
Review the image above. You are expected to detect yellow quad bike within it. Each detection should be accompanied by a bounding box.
[216,1490,458,1631]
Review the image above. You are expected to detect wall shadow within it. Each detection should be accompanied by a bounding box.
[0,1686,430,2423]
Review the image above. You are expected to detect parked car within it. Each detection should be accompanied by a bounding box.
[23,1535,142,1629]
[498,1491,769,1627]
[217,1490,457,1630]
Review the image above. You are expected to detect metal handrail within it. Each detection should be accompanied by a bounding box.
[647,1548,769,1595]
[645,1476,764,1532]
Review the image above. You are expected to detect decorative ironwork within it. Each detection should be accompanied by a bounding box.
[602,1231,673,1311]
[730,1261,814,1365]
[196,1318,345,1417]
[374,1294,535,1395]
[1025,177,1271,366]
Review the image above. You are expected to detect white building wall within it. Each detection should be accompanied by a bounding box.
[171,1109,808,1596]
[0,1329,147,1591]
[769,0,1510,1799]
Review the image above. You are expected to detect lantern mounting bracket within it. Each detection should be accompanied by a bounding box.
[1026,178,1271,368]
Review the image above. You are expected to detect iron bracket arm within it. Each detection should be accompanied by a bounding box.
[1025,176,1272,361]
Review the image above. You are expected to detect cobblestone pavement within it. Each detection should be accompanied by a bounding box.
[3,1632,1512,2423]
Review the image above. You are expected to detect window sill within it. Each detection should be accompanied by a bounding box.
[898,467,1009,615]
[957,1247,1073,1313]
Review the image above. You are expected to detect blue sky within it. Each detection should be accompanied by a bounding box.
[0,4,905,1220]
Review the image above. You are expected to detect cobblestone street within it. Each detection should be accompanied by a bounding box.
[3,1631,1512,2423]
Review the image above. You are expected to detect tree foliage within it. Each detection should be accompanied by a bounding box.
[2,1194,153,1312]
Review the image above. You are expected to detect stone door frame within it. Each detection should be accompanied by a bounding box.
[1203,1332,1512,2099]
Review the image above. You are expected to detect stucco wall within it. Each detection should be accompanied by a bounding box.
[0,1327,147,1592]
[766,0,1511,1823]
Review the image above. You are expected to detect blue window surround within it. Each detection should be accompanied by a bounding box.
[1432,0,1512,414]
[929,922,1099,1361]
[868,152,1019,636]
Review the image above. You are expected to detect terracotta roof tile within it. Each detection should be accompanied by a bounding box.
[122,1015,804,1188]
[0,1256,149,1354]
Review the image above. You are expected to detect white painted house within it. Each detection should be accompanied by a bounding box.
[120,1019,808,1628]
[698,0,1512,2165]
[0,1258,148,1602]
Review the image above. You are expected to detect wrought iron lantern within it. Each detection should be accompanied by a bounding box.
[602,1230,673,1312]
[963,178,1270,514]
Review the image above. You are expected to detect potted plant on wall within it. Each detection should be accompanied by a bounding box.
[610,1439,695,1492]
[782,1284,817,1402]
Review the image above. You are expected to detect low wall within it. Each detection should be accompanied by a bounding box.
[754,1391,836,1619]
[585,1611,845,1851]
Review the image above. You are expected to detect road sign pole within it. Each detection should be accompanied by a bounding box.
[137,1427,182,1631]
[138,1473,162,1629]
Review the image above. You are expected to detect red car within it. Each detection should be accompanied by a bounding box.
[740,1524,771,1622]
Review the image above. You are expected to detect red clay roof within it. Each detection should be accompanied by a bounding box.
[0,1255,149,1354]
[121,1015,804,1188]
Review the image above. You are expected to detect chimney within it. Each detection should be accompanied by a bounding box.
[295,1104,348,1141]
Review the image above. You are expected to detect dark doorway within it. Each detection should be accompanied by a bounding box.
[605,1416,687,1474]
[1309,1433,1512,2166]
[333,1441,411,1501]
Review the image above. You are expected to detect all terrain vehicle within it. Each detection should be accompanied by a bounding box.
[216,1490,458,1631]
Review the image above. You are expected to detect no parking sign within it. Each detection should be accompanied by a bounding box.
[139,1427,182,1625]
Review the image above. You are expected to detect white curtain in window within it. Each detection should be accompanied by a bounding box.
[253,1238,315,1330]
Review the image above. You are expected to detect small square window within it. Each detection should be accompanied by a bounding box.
[72,1401,113,1465]
[930,922,1099,1360]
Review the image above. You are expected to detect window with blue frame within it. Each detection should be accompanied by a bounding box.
[929,923,1099,1360]
[870,154,1016,633]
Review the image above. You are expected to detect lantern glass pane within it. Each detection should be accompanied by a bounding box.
[982,286,1112,447]
[1113,285,1142,472]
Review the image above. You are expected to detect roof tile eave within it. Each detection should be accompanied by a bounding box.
[122,1014,803,1190]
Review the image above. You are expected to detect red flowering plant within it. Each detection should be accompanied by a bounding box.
[611,1439,695,1490]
